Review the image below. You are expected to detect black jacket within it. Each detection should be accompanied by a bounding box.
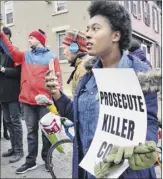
[0,46,21,102]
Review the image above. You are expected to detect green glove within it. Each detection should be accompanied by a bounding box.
[94,141,157,178]
[128,141,157,170]
[94,146,127,178]
[134,141,156,154]
[94,161,122,178]
[104,146,134,164]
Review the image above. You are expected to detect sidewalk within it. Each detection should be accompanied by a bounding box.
[1,120,52,178]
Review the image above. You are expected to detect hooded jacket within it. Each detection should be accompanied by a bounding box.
[131,48,152,68]
[0,32,62,105]
[67,53,97,96]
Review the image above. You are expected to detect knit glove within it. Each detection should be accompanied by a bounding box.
[128,141,157,170]
[94,161,122,178]
[94,146,127,178]
[104,146,134,164]
[94,141,157,178]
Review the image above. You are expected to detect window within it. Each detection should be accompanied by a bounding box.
[141,44,147,56]
[57,31,66,61]
[124,1,129,11]
[158,46,161,68]
[152,6,159,33]
[141,43,151,62]
[143,1,150,26]
[131,1,141,18]
[118,1,124,6]
[5,1,14,26]
[55,1,67,13]
[133,1,137,14]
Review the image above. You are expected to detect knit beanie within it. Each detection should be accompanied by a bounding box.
[63,30,87,52]
[29,30,46,46]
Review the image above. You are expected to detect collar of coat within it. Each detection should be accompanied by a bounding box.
[83,51,161,96]
[70,53,87,67]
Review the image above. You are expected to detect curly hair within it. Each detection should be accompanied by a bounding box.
[2,27,12,39]
[88,1,132,50]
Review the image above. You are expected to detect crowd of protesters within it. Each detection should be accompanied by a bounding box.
[0,1,161,178]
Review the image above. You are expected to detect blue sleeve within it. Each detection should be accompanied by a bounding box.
[145,92,158,144]
[53,93,74,122]
[0,38,12,59]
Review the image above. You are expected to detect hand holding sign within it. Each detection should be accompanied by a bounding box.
[128,141,157,170]
[94,141,157,178]
[94,145,133,178]
[79,69,147,178]
[94,146,126,178]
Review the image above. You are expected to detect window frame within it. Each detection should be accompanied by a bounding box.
[54,1,68,14]
[152,6,159,33]
[133,1,137,15]
[124,1,129,11]
[143,1,150,26]
[56,31,66,62]
[4,1,14,27]
[131,1,141,19]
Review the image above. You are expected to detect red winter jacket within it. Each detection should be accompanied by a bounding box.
[0,33,62,105]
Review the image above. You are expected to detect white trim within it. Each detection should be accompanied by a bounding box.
[132,31,154,43]
[52,10,68,16]
[153,7,159,32]
[52,25,70,33]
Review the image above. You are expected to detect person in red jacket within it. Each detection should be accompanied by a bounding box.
[0,28,62,173]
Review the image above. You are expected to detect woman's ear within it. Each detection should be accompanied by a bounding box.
[112,31,121,43]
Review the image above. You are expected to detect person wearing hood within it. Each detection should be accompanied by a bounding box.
[128,40,152,68]
[0,27,23,162]
[0,28,62,173]
[45,1,159,178]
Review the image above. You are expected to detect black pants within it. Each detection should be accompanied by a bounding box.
[0,104,8,135]
[23,103,51,164]
[1,101,23,153]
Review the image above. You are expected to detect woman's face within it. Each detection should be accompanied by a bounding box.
[86,15,120,57]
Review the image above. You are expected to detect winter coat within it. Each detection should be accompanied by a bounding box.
[0,32,62,105]
[67,53,94,96]
[131,48,152,68]
[0,46,21,102]
[54,52,160,178]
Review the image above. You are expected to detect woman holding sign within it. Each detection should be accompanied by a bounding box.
[45,1,160,178]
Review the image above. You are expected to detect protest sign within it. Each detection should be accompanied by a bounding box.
[79,69,147,178]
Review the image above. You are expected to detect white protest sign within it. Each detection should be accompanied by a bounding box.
[79,69,147,178]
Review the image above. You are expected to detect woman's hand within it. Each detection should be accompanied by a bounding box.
[45,70,61,101]
[94,141,157,178]
[128,141,157,170]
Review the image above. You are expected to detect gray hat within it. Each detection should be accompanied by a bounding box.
[128,40,141,52]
